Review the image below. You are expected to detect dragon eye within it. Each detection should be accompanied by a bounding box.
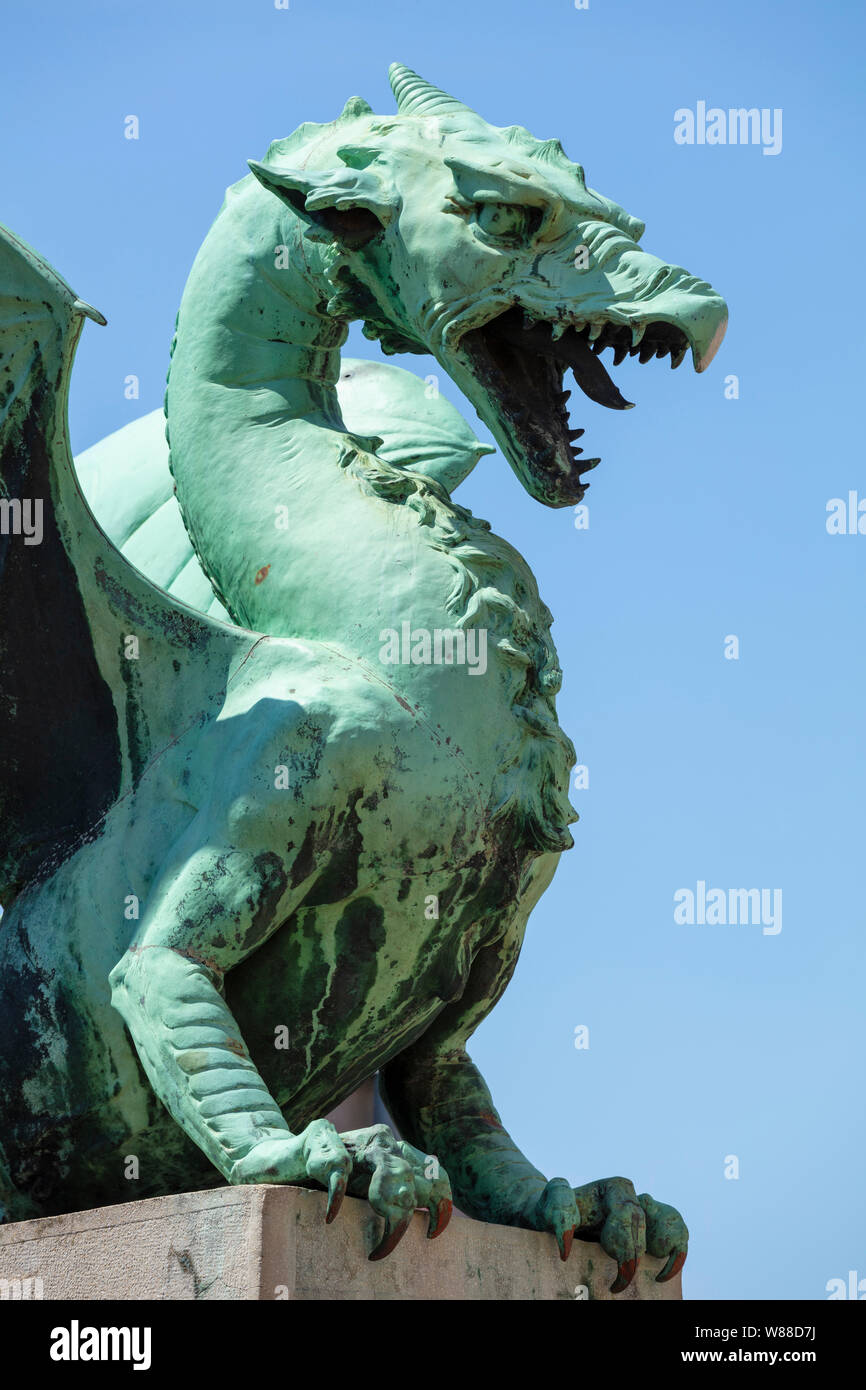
[476,203,528,238]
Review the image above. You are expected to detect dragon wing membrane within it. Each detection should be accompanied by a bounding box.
[0,224,258,905]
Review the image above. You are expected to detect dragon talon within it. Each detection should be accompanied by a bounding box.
[610,1257,638,1294]
[427,1196,452,1239]
[368,1214,411,1262]
[325,1171,346,1224]
[656,1249,687,1283]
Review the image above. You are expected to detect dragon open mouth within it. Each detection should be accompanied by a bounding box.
[456,306,692,507]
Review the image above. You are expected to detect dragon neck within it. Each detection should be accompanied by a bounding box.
[166,175,577,853]
[167,174,384,630]
[174,177,350,414]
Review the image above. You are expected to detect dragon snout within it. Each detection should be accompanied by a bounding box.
[574,243,728,376]
[615,254,728,374]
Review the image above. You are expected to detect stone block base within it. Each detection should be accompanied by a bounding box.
[0,1185,682,1300]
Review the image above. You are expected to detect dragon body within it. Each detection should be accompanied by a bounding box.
[0,65,726,1285]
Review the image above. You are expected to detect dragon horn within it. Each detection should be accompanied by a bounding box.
[388,62,478,119]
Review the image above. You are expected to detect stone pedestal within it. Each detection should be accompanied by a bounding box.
[0,1185,682,1300]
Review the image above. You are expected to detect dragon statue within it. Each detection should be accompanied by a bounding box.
[0,64,726,1289]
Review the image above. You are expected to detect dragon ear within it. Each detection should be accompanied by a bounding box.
[248,157,397,246]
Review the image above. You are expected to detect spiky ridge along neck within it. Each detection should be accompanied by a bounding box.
[337,443,577,853]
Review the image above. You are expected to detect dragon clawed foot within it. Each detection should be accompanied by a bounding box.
[230,1121,452,1261]
[340,1124,453,1260]
[534,1176,688,1293]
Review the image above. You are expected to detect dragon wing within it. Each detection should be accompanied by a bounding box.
[74,410,231,621]
[0,224,259,903]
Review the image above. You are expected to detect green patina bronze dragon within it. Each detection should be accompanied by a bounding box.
[0,65,726,1289]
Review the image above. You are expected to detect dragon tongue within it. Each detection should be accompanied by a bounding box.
[565,330,635,411]
[492,313,635,411]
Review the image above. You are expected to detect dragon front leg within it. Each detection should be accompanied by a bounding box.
[111,903,454,1260]
[107,696,453,1260]
[108,841,353,1216]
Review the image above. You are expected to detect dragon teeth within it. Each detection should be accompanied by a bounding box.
[551,322,569,341]
[567,427,584,441]
[613,345,628,366]
[671,344,688,369]
[631,324,646,348]
[639,342,655,363]
[588,322,604,341]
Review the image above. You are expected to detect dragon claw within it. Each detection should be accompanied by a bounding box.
[637,1192,689,1283]
[335,1125,452,1259]
[534,1176,580,1262]
[610,1257,639,1294]
[656,1249,687,1283]
[427,1196,452,1240]
[325,1170,346,1224]
[368,1214,412,1261]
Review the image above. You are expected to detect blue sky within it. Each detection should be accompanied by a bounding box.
[2,0,864,1299]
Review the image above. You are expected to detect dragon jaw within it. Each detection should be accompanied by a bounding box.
[441,278,727,509]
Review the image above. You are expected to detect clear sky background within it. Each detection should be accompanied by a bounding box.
[2,0,863,1300]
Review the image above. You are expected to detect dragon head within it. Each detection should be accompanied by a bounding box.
[249,64,727,508]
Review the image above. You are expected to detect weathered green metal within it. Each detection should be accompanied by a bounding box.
[0,64,726,1288]
[72,359,495,623]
